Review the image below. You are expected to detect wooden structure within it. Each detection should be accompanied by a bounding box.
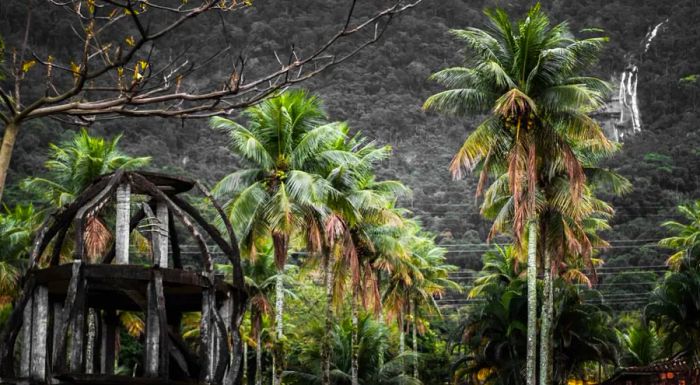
[603,356,700,385]
[0,170,247,385]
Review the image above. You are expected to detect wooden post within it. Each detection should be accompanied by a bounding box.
[30,285,49,380]
[99,310,117,374]
[145,270,169,378]
[115,183,131,265]
[69,283,87,373]
[145,281,160,377]
[155,200,169,267]
[19,294,33,377]
[200,288,213,383]
[51,303,64,368]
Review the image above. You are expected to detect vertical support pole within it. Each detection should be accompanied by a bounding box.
[155,200,169,268]
[145,281,160,377]
[69,279,87,373]
[145,270,169,378]
[115,183,131,265]
[30,285,49,380]
[200,288,213,383]
[19,295,33,377]
[51,303,64,369]
[99,310,117,374]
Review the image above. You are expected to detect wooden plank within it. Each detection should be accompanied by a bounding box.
[30,285,49,380]
[115,182,131,265]
[101,207,145,265]
[168,211,182,269]
[0,274,36,377]
[53,261,84,374]
[154,270,170,378]
[199,288,213,383]
[69,277,87,373]
[51,303,64,369]
[144,280,160,377]
[19,294,33,377]
[50,226,69,266]
[155,201,169,268]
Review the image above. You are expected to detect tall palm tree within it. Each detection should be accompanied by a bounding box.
[211,90,345,385]
[424,5,613,383]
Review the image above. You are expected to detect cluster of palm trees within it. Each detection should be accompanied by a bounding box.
[424,4,630,384]
[210,90,459,385]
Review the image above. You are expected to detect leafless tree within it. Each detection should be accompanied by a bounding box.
[0,0,422,201]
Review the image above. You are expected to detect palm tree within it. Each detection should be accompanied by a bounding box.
[285,313,421,385]
[645,268,700,358]
[22,128,150,262]
[211,90,345,385]
[384,222,459,378]
[424,5,614,383]
[659,201,700,270]
[618,320,662,367]
[0,204,39,303]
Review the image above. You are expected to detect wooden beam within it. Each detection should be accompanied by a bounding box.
[155,201,169,268]
[154,270,170,378]
[30,285,49,381]
[19,294,33,377]
[53,261,84,374]
[145,269,169,378]
[69,279,87,373]
[115,182,131,265]
[168,210,182,269]
[0,274,36,377]
[50,226,69,266]
[99,310,117,375]
[100,207,145,265]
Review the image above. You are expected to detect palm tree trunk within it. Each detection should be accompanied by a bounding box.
[322,253,333,385]
[526,219,538,385]
[377,274,384,370]
[255,315,263,385]
[351,289,359,385]
[273,271,284,385]
[0,121,20,202]
[399,314,405,374]
[539,248,553,385]
[411,299,418,379]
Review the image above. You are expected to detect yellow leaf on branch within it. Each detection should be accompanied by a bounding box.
[21,60,36,73]
[125,36,135,47]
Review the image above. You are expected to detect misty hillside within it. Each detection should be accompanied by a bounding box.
[3,0,699,270]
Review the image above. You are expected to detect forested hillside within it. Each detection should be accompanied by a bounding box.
[2,0,699,270]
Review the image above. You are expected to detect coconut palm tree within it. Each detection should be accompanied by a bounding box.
[424,5,615,382]
[384,222,459,378]
[659,201,700,270]
[21,128,150,262]
[211,90,347,385]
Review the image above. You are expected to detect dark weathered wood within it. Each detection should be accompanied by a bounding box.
[50,226,69,266]
[51,303,64,370]
[20,294,33,377]
[69,278,88,373]
[99,310,117,375]
[130,173,212,272]
[53,261,84,373]
[145,282,160,377]
[30,285,50,380]
[100,207,146,265]
[194,181,244,285]
[154,271,170,378]
[155,201,169,267]
[168,210,182,269]
[0,274,36,377]
[169,194,235,258]
[199,288,213,383]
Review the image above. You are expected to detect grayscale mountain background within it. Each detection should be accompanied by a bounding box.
[2,0,699,271]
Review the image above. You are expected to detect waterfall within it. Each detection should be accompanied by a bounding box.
[610,19,667,141]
